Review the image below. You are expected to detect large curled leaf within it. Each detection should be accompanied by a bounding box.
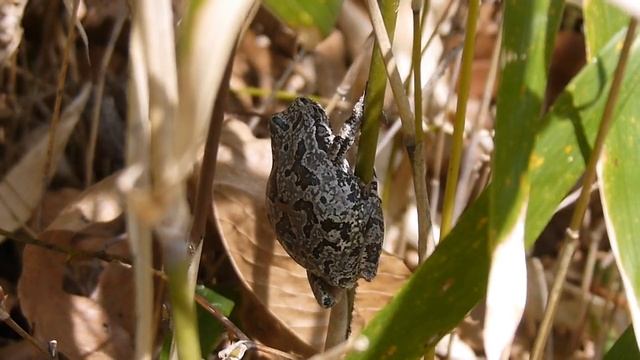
[346,31,640,360]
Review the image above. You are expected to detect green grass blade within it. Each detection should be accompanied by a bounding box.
[485,1,562,357]
[355,0,398,184]
[346,31,640,360]
[605,326,640,359]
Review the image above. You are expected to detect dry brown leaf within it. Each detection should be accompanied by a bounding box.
[0,85,91,243]
[17,174,134,359]
[213,119,411,353]
[0,339,41,360]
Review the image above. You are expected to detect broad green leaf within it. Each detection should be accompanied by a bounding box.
[262,0,343,48]
[584,1,640,353]
[605,326,640,359]
[598,42,640,353]
[346,32,640,360]
[524,31,639,246]
[584,0,628,58]
[196,285,235,356]
[485,1,562,357]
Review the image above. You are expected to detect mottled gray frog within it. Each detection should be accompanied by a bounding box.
[266,96,384,308]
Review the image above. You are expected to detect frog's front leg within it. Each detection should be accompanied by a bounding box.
[360,180,384,281]
[307,271,341,308]
[329,96,364,163]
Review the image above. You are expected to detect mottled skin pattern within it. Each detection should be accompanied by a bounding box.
[266,97,384,308]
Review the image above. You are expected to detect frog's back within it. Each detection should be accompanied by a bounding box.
[268,143,368,287]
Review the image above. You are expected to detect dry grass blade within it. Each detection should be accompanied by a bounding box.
[174,0,258,192]
[125,10,154,360]
[85,13,127,186]
[0,85,90,242]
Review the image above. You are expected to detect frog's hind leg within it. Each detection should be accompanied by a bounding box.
[307,271,341,308]
[360,181,384,281]
[329,95,364,163]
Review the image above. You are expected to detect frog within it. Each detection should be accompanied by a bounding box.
[265,96,384,308]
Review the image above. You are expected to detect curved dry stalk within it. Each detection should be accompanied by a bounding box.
[85,13,127,187]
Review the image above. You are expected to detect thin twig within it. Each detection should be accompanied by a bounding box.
[421,0,456,59]
[0,287,50,357]
[411,0,433,262]
[194,294,248,341]
[248,49,304,130]
[41,0,80,225]
[325,35,373,115]
[43,0,79,183]
[0,228,167,280]
[530,19,638,359]
[195,294,301,359]
[430,56,461,231]
[85,13,126,186]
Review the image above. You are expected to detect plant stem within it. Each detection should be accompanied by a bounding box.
[439,0,480,239]
[365,0,415,137]
[411,0,433,262]
[356,0,399,183]
[325,290,350,350]
[530,19,637,360]
[366,0,435,266]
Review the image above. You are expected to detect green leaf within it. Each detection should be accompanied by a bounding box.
[485,1,562,357]
[346,31,640,360]
[356,0,399,183]
[584,2,640,352]
[583,0,629,58]
[262,0,343,48]
[605,326,640,359]
[196,285,235,356]
[597,38,640,356]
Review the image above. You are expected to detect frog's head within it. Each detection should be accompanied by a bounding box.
[269,97,325,156]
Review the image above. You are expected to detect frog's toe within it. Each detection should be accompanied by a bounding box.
[307,271,341,308]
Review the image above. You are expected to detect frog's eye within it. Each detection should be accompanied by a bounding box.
[270,114,289,132]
